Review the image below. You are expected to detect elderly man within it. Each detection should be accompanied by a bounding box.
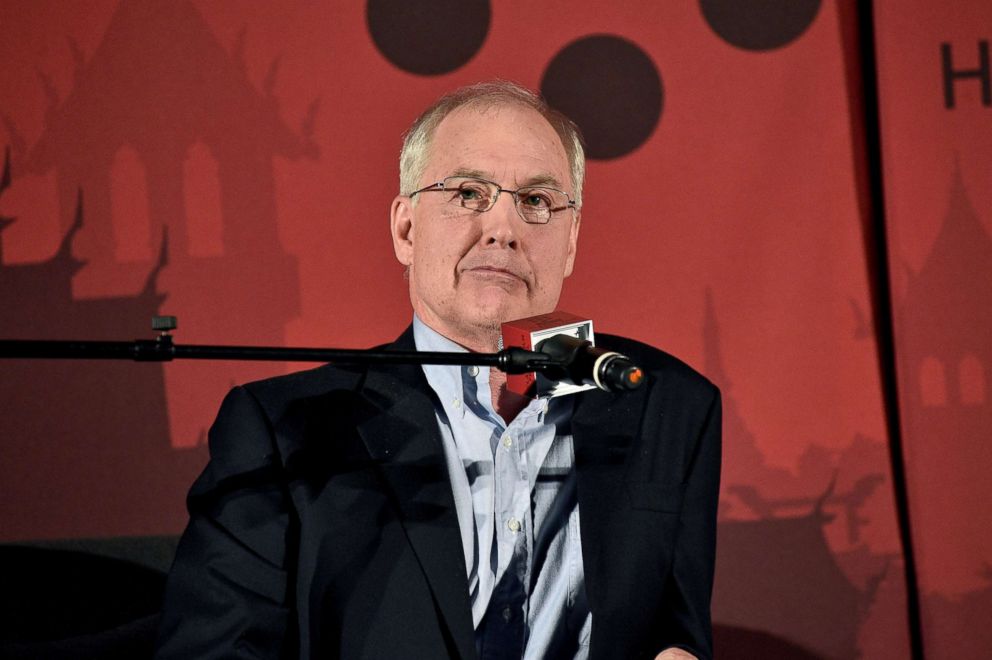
[156,81,720,660]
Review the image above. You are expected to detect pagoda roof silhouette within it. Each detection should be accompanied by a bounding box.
[904,163,992,333]
[0,189,166,339]
[715,510,866,659]
[24,0,317,173]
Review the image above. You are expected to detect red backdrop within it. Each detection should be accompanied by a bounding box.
[0,1,988,657]
[874,2,992,657]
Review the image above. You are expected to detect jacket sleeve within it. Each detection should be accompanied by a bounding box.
[155,386,296,660]
[658,386,722,660]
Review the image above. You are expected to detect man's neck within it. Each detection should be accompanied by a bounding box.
[442,326,530,423]
[451,328,500,355]
[414,314,501,354]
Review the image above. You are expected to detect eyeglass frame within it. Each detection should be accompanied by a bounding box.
[407,176,578,225]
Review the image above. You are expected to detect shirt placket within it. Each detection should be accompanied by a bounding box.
[482,407,543,658]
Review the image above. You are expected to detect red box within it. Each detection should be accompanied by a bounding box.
[501,311,596,398]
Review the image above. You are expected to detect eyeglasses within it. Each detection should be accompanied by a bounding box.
[409,176,577,225]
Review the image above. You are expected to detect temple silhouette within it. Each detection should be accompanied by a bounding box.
[5,0,319,450]
[704,287,892,658]
[0,156,204,539]
[899,163,991,592]
[898,165,992,656]
[1,0,320,536]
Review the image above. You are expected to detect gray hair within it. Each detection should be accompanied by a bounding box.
[399,80,586,207]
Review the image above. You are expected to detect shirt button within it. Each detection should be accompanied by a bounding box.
[452,398,461,409]
[502,606,513,622]
[507,517,521,533]
[467,365,480,377]
[502,434,513,448]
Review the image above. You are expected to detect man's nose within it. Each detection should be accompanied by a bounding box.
[480,191,519,248]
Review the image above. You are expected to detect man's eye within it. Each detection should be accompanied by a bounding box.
[451,184,493,209]
[458,187,485,201]
[520,191,553,208]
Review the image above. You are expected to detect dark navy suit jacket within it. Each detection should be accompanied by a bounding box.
[155,327,721,659]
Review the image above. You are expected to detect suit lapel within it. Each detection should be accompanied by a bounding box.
[572,380,650,613]
[354,329,477,660]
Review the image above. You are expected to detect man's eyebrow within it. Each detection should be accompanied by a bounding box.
[450,167,492,180]
[449,168,565,190]
[521,173,564,189]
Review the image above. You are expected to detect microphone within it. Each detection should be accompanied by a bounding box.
[536,334,644,392]
[500,311,643,397]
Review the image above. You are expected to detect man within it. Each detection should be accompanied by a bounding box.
[156,81,720,660]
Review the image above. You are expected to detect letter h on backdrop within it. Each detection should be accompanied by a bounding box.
[941,40,991,108]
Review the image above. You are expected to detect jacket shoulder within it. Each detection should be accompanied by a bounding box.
[596,332,719,401]
[240,362,365,415]
[237,333,409,417]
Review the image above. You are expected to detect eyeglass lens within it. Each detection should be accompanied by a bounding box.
[444,177,567,224]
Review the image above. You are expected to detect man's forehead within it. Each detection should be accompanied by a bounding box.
[428,104,570,187]
[444,103,562,141]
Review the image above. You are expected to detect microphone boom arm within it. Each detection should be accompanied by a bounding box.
[0,317,642,390]
[0,336,560,376]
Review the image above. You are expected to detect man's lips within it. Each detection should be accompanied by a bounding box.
[469,266,516,276]
[463,265,527,284]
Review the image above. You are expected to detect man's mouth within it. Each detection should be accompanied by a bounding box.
[469,266,516,276]
[463,265,527,286]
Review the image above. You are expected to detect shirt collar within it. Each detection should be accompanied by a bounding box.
[413,315,490,418]
[412,316,549,426]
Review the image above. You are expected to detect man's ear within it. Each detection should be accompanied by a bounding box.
[563,211,581,277]
[390,195,415,267]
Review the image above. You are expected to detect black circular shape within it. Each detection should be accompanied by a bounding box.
[700,0,821,51]
[541,35,663,160]
[366,0,490,75]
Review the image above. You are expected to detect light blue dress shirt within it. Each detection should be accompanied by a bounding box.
[414,317,592,659]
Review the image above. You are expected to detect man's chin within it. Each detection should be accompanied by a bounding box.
[431,293,550,349]
[467,299,527,328]
[450,304,523,348]
[467,288,533,322]
[460,311,509,338]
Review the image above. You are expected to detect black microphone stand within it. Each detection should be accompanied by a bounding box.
[0,316,562,377]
